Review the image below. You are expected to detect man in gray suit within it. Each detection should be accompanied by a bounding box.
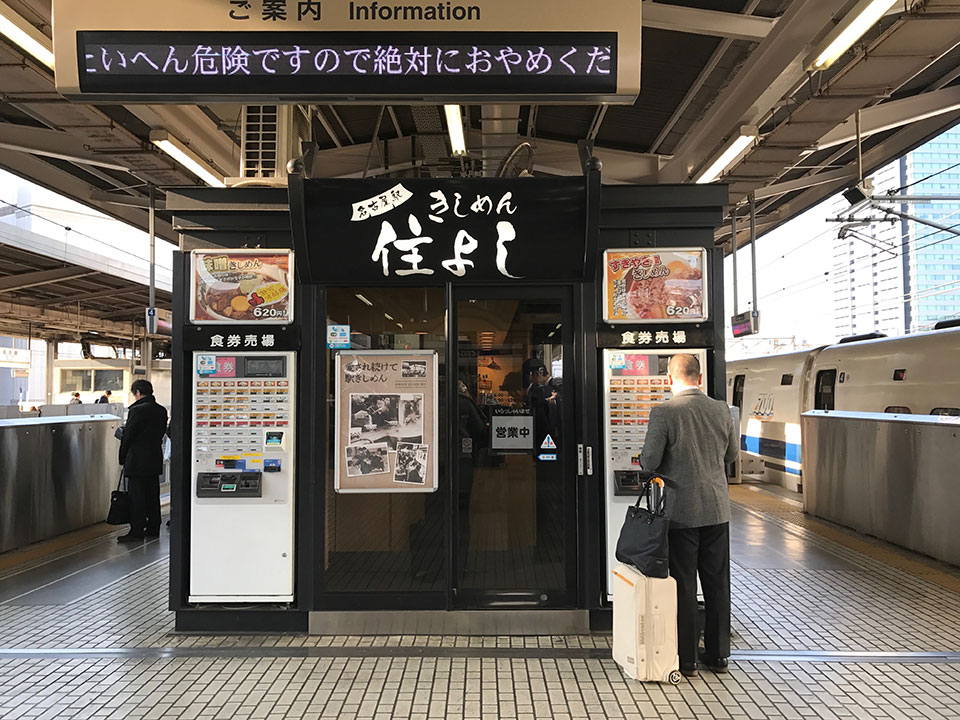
[641,354,739,678]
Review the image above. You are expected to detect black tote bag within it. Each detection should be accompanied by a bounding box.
[106,471,130,526]
[615,477,670,578]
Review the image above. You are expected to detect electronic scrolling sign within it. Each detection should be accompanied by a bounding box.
[53,0,642,103]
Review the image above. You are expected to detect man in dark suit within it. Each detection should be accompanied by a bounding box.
[118,379,168,543]
[641,354,739,678]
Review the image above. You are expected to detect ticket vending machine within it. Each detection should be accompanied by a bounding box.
[602,347,708,597]
[189,351,296,603]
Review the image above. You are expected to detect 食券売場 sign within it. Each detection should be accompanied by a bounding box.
[291,177,588,284]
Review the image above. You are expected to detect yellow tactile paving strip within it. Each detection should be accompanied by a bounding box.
[0,523,121,575]
[730,484,960,594]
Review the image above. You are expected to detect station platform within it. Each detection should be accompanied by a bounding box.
[2,483,959,720]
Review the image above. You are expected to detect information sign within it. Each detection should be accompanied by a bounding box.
[54,0,642,103]
[327,325,351,349]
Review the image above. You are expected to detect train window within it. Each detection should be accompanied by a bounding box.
[94,370,124,392]
[884,406,911,414]
[893,369,907,381]
[931,407,960,416]
[732,375,745,410]
[60,369,91,393]
[814,369,837,410]
[780,374,794,386]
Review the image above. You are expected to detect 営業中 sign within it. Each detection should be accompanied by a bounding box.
[490,407,534,451]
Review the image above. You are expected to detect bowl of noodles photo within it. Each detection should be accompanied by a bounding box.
[192,253,292,323]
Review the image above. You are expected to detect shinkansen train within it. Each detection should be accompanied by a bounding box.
[726,325,960,492]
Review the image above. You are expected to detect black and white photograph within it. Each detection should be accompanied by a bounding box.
[394,442,428,485]
[401,393,424,436]
[402,360,428,379]
[349,393,400,443]
[345,443,390,477]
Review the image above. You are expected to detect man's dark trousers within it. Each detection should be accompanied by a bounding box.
[127,474,161,538]
[669,523,731,667]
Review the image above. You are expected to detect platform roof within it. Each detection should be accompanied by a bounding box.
[0,0,958,255]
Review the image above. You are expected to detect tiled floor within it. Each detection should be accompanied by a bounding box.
[2,485,960,718]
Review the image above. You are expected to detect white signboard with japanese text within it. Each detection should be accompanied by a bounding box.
[490,407,534,451]
[54,0,642,104]
[334,350,439,494]
[0,347,30,369]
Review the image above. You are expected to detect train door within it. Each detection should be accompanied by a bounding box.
[732,374,745,411]
[814,369,837,410]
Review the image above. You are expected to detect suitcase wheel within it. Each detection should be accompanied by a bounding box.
[668,671,682,685]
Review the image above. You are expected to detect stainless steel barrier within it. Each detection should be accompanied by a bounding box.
[0,414,122,553]
[801,410,960,567]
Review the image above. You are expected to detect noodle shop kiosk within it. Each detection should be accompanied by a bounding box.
[168,177,728,633]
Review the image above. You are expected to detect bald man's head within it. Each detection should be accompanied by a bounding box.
[668,354,701,385]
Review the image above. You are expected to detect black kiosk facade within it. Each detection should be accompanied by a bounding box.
[169,170,728,633]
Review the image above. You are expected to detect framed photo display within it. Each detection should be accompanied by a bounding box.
[334,350,439,494]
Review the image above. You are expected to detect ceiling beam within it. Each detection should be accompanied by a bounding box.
[32,286,143,307]
[0,147,178,243]
[659,0,840,183]
[817,86,960,150]
[0,266,98,293]
[751,167,858,201]
[0,123,132,171]
[0,299,143,341]
[643,1,776,42]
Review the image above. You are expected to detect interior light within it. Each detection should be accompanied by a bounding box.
[384,313,394,320]
[444,104,467,157]
[396,322,403,329]
[0,2,54,70]
[694,126,758,184]
[809,0,898,71]
[149,130,226,188]
[355,293,373,306]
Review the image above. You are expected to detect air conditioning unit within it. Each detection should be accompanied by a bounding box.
[227,105,311,187]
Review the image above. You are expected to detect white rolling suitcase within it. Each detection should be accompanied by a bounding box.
[612,563,682,684]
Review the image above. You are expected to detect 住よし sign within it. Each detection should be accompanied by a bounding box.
[602,249,708,324]
[190,249,294,325]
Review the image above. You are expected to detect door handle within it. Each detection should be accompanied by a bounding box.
[586,446,594,476]
[577,444,584,476]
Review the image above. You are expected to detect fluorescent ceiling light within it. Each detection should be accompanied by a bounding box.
[444,104,467,157]
[384,313,394,320]
[149,130,226,188]
[0,1,54,70]
[809,0,898,71]
[355,293,373,306]
[694,126,758,184]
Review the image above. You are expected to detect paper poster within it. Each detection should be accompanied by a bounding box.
[335,351,438,493]
[190,249,294,325]
[603,248,708,323]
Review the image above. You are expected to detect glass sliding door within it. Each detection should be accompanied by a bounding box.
[453,287,577,608]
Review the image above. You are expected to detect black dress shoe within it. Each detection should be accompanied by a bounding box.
[680,663,699,678]
[117,534,144,543]
[699,654,729,673]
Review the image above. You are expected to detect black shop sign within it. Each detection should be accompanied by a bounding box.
[291,177,588,283]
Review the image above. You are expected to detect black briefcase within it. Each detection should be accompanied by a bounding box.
[106,471,130,525]
[615,475,670,578]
